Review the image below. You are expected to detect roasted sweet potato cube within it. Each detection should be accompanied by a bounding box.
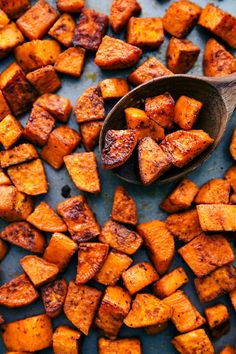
[0,239,8,261]
[48,13,75,47]
[220,346,236,354]
[27,202,67,232]
[0,221,45,253]
[124,293,172,328]
[2,314,53,352]
[204,38,236,77]
[64,282,102,335]
[205,303,229,338]
[98,337,141,354]
[174,96,202,130]
[110,0,141,33]
[16,0,58,40]
[34,93,72,123]
[75,86,105,124]
[80,121,103,151]
[160,130,214,168]
[197,204,236,231]
[53,325,81,354]
[101,129,137,169]
[163,0,201,38]
[56,0,84,13]
[26,65,61,94]
[76,243,109,284]
[55,47,86,77]
[0,90,11,121]
[41,279,67,318]
[172,329,214,354]
[230,289,236,311]
[0,22,24,59]
[0,168,11,186]
[194,265,236,303]
[198,3,236,49]
[0,273,38,308]
[95,250,133,286]
[230,128,236,160]
[0,9,9,28]
[0,143,38,168]
[128,57,173,86]
[99,219,142,255]
[195,178,230,204]
[57,195,100,243]
[137,220,174,274]
[7,159,48,195]
[163,290,205,333]
[122,262,158,295]
[153,267,188,299]
[100,78,129,100]
[95,36,142,70]
[95,286,131,338]
[145,93,175,129]
[225,165,236,193]
[125,107,165,142]
[0,0,29,19]
[0,114,22,149]
[111,185,137,225]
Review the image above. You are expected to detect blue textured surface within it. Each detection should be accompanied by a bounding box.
[0,0,236,353]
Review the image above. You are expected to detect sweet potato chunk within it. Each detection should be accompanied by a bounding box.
[0,9,9,28]
[0,22,24,59]
[56,0,84,13]
[80,121,103,151]
[101,129,137,169]
[0,239,8,261]
[27,202,67,232]
[95,36,142,70]
[76,243,109,284]
[204,38,236,77]
[205,303,229,338]
[95,250,133,286]
[53,326,81,354]
[225,165,236,193]
[95,286,131,338]
[0,90,11,121]
[0,114,22,150]
[178,233,234,277]
[197,204,236,231]
[153,267,188,299]
[98,337,141,354]
[195,178,230,204]
[34,93,72,123]
[64,152,100,194]
[2,314,53,352]
[48,13,75,47]
[163,0,201,38]
[160,130,214,168]
[26,65,61,94]
[145,92,175,129]
[75,86,105,124]
[99,219,142,255]
[128,57,173,86]
[220,346,236,354]
[174,96,202,130]
[55,47,86,77]
[230,128,236,160]
[111,186,137,225]
[57,195,100,243]
[64,282,102,335]
[110,0,141,33]
[100,78,129,100]
[194,265,236,303]
[0,168,11,186]
[124,293,172,328]
[172,329,214,354]
[40,126,81,169]
[0,0,29,19]
[122,262,158,295]
[41,279,67,318]
[16,0,58,40]
[137,220,174,274]
[0,144,38,168]
[20,255,59,287]
[163,290,205,333]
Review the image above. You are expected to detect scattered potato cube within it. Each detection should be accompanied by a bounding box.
[195,178,230,204]
[111,185,137,225]
[26,65,61,94]
[80,121,103,151]
[56,0,84,13]
[230,289,236,311]
[0,22,24,59]
[0,0,29,19]
[110,0,141,33]
[53,325,81,354]
[197,204,236,231]
[230,128,236,160]
[0,9,9,28]
[0,114,22,149]
[153,267,188,299]
[41,279,67,318]
[0,143,38,168]
[205,303,229,338]
[100,78,129,100]
[98,337,142,354]
[0,90,11,121]
[34,93,72,123]
[0,168,11,186]
[0,239,8,261]
[145,92,175,129]
[55,47,86,77]
[75,87,105,124]
[48,13,75,47]
[172,329,214,354]
[174,96,202,130]
[225,165,236,193]
[220,346,236,354]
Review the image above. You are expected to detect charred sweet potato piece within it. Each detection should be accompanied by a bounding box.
[137,220,174,274]
[111,186,137,225]
[163,290,205,333]
[128,57,173,86]
[95,286,131,338]
[95,36,142,70]
[20,255,59,287]
[0,90,11,121]
[172,329,214,354]
[40,126,81,169]
[0,114,23,150]
[26,65,61,94]
[80,121,103,151]
[7,159,48,195]
[64,281,102,335]
[198,3,236,48]
[76,243,109,284]
[34,93,72,123]
[16,0,58,40]
[205,303,229,338]
[0,239,8,261]
[48,13,75,47]
[27,202,67,232]
[0,22,24,59]
[55,47,86,77]
[127,17,164,50]
[75,87,105,124]
[110,0,141,33]
[0,273,38,308]
[153,267,188,299]
[57,195,100,243]
[179,233,234,277]
[122,262,158,295]
[160,130,214,168]
[230,128,236,160]
[194,265,236,303]
[145,92,175,129]
[204,38,236,77]
[2,314,53,352]
[95,250,133,286]
[225,165,236,193]
[101,129,137,169]
[64,152,101,194]
[0,221,45,253]
[163,0,201,38]
[230,289,236,311]
[56,0,84,13]
[41,279,67,318]
[98,338,141,354]
[53,325,81,354]
[100,78,129,100]
[174,96,202,130]
[197,204,236,231]
[0,0,29,19]
[195,178,230,204]
[99,219,142,255]
[0,168,11,186]
[220,346,236,354]
[124,293,172,328]
[167,37,200,74]
[0,143,38,168]
[0,9,9,28]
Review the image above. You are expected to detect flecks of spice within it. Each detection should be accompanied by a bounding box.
[61,185,71,198]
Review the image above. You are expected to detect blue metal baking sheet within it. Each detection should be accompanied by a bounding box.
[0,0,236,353]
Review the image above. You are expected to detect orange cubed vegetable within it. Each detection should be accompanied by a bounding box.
[197,204,236,231]
[0,0,29,19]
[55,47,86,77]
[0,143,38,168]
[26,65,61,94]
[225,165,236,193]
[111,185,137,225]
[172,329,214,354]
[53,325,81,354]
[56,0,84,13]
[0,114,22,149]
[100,78,129,100]
[0,22,24,59]
[145,92,175,129]
[195,178,230,204]
[205,303,229,338]
[75,86,105,124]
[98,337,142,354]
[0,90,11,121]
[110,0,141,33]
[34,93,72,123]
[48,13,75,47]
[41,279,67,318]
[174,96,202,130]
[80,121,103,151]
[153,267,188,298]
